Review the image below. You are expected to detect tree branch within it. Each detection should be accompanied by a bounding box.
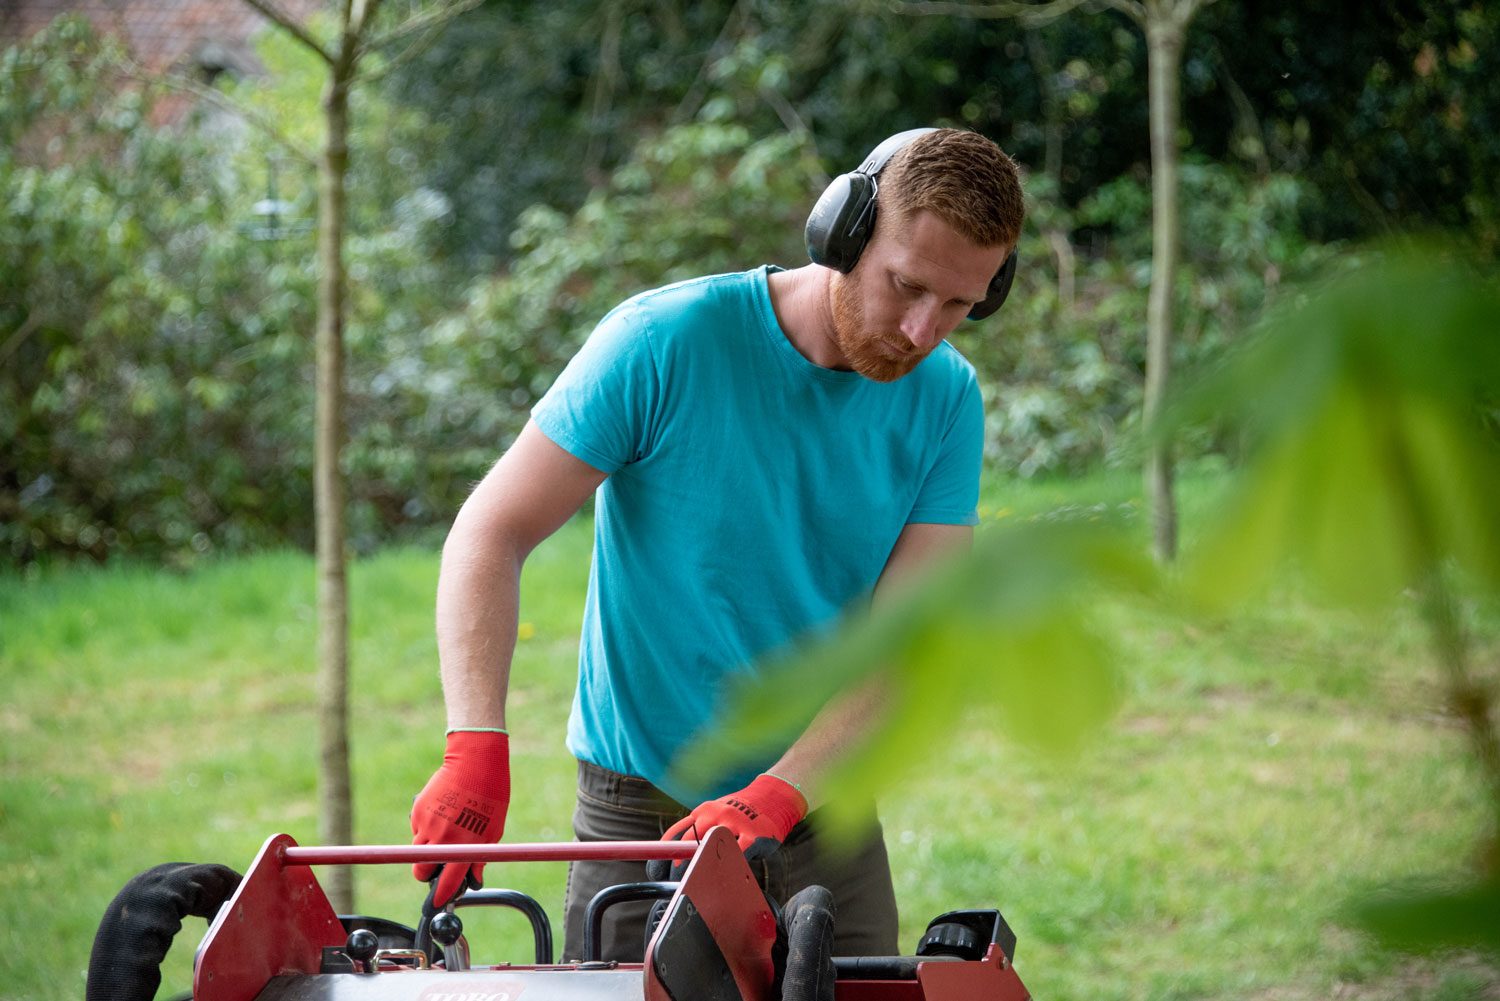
[758,86,831,188]
[1097,0,1146,25]
[348,0,372,40]
[336,0,384,75]
[359,0,488,56]
[1175,0,1219,30]
[895,0,1112,27]
[672,0,752,125]
[240,0,335,64]
[584,0,626,183]
[1207,37,1269,174]
[115,54,317,165]
[0,310,42,369]
[760,84,807,141]
[352,10,460,86]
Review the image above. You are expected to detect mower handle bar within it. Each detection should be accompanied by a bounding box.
[279,840,701,867]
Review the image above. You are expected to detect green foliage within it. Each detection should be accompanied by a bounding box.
[702,246,1500,955]
[0,18,494,565]
[385,0,1500,264]
[1175,247,1500,608]
[954,163,1332,476]
[0,17,317,565]
[1194,0,1500,247]
[380,0,1058,267]
[211,19,484,548]
[408,122,823,451]
[675,518,1155,829]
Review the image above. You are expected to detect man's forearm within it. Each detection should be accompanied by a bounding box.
[764,674,891,810]
[763,521,970,809]
[434,522,525,731]
[429,421,610,734]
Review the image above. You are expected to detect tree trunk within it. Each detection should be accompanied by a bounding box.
[1025,27,1077,309]
[1142,8,1184,563]
[315,66,354,914]
[241,0,480,916]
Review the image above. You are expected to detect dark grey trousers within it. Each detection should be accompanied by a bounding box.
[560,760,900,963]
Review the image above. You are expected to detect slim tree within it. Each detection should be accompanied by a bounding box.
[238,0,482,911]
[1126,0,1216,563]
[902,0,1216,562]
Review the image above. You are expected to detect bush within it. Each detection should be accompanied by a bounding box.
[952,162,1335,476]
[0,24,824,567]
[392,121,823,483]
[0,17,1338,566]
[0,18,318,565]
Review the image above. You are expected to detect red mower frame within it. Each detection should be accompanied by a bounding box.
[192,827,1031,1001]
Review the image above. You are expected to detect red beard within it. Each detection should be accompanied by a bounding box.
[829,274,927,383]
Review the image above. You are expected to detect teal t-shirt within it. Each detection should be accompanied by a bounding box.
[531,266,983,804]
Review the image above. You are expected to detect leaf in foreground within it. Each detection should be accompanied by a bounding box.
[1173,248,1500,609]
[1352,879,1500,954]
[672,520,1155,825]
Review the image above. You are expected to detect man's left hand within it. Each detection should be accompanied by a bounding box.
[663,773,808,861]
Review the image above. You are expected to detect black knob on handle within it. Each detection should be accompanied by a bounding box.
[346,928,380,972]
[430,911,464,949]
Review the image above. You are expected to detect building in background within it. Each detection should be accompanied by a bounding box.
[0,0,326,122]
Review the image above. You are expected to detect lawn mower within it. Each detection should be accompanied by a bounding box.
[87,826,1032,1000]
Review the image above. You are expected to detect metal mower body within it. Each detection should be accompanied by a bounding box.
[175,826,1031,1000]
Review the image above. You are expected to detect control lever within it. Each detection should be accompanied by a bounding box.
[430,911,467,971]
[345,928,379,974]
[415,871,475,969]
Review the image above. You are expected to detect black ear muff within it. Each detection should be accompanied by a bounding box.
[967,247,1017,321]
[805,127,1018,321]
[804,128,936,275]
[805,172,877,274]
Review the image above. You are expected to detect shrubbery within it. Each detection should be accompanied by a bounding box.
[1,19,317,564]
[955,164,1333,475]
[2,17,1318,567]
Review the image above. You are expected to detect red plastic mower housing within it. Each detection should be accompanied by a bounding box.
[190,828,1031,1001]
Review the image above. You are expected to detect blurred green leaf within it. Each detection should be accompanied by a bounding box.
[1174,247,1500,609]
[1352,879,1500,954]
[672,519,1155,818]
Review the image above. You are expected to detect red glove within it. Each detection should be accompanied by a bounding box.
[663,773,808,862]
[411,729,510,908]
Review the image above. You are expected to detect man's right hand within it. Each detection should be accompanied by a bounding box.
[410,729,511,909]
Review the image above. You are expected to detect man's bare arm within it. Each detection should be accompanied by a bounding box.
[435,420,607,731]
[764,521,974,807]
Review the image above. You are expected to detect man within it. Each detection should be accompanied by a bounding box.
[409,127,1025,961]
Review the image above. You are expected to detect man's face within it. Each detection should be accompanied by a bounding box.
[829,209,1012,383]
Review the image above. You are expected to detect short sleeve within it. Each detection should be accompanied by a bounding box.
[905,371,984,526]
[530,301,661,473]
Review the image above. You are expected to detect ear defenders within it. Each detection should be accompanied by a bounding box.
[804,127,1018,321]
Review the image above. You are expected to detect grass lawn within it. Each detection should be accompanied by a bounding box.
[2,466,1497,1000]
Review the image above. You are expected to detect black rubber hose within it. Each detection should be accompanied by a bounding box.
[86,862,242,1001]
[778,884,836,1001]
